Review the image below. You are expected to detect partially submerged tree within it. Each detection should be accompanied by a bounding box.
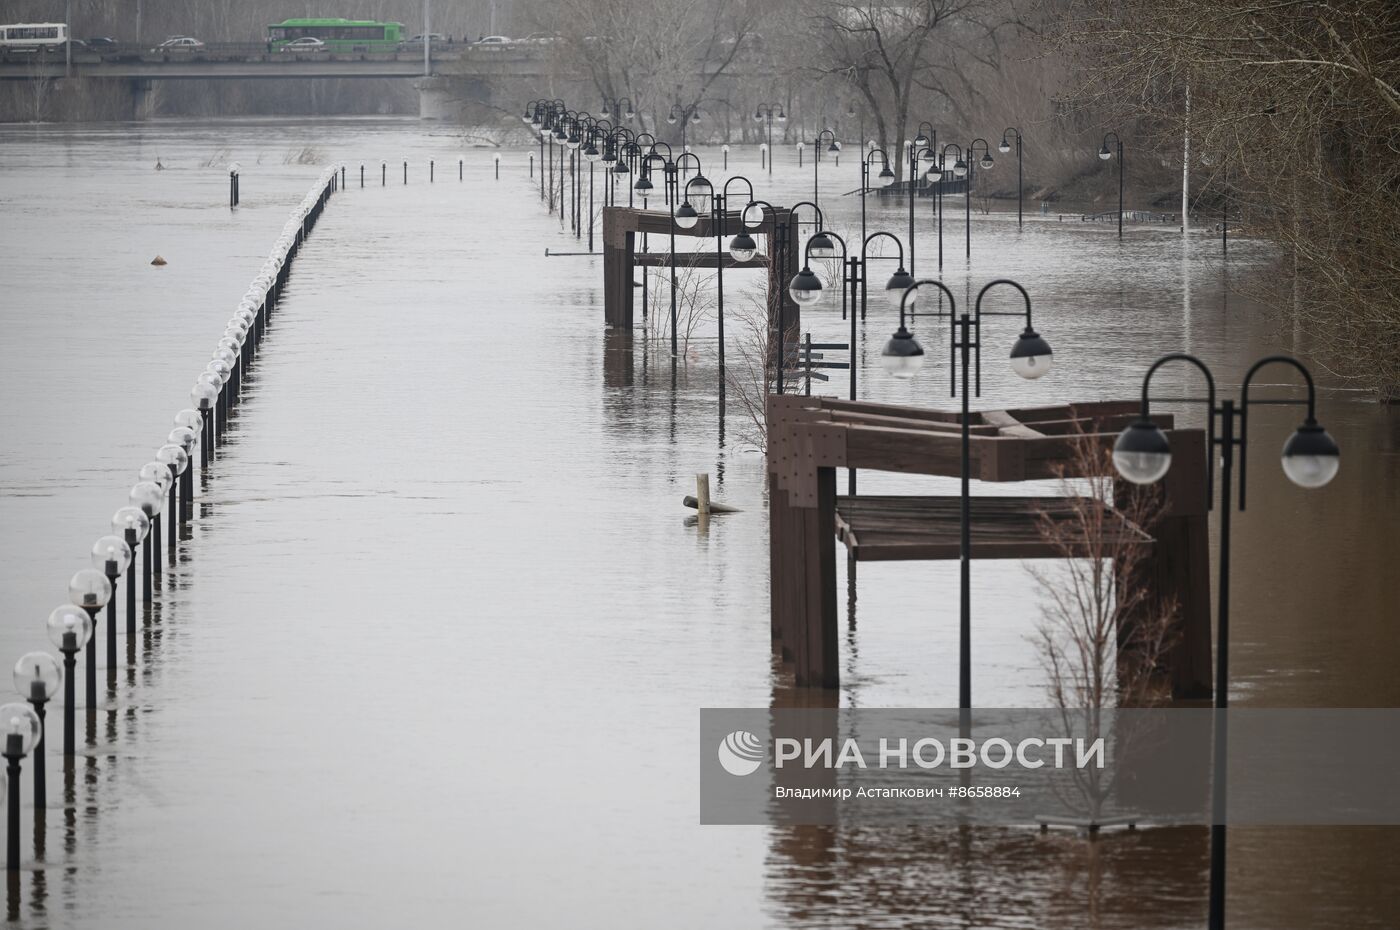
[1053,0,1400,400]
[1028,426,1177,826]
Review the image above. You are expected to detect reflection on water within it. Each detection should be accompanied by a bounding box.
[0,119,1396,929]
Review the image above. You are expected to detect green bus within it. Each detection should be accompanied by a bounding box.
[267,18,405,49]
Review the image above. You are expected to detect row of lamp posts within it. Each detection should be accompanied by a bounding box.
[0,167,343,874]
[523,96,1337,927]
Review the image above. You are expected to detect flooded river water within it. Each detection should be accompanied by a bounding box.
[0,118,1396,928]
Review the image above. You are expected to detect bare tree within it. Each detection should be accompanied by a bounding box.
[801,0,1016,178]
[1027,425,1177,825]
[1053,0,1400,399]
[520,0,771,141]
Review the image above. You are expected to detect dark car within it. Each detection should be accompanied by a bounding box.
[85,36,118,48]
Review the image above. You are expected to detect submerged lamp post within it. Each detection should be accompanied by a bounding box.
[934,143,968,271]
[909,125,937,274]
[90,535,132,669]
[754,103,785,176]
[999,128,1023,228]
[1112,353,1339,930]
[964,139,995,261]
[68,568,112,713]
[811,129,840,213]
[861,147,897,247]
[788,228,912,492]
[191,384,218,470]
[880,278,1053,709]
[667,102,702,152]
[14,654,60,812]
[740,200,795,394]
[109,507,149,684]
[1,702,41,871]
[156,443,189,547]
[129,481,164,605]
[168,421,199,515]
[686,174,756,417]
[137,462,171,576]
[45,606,90,757]
[1098,131,1124,239]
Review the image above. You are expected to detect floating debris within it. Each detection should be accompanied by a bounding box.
[150,255,167,266]
[155,159,164,171]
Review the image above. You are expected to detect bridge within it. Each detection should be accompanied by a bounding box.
[0,43,778,119]
[0,43,566,118]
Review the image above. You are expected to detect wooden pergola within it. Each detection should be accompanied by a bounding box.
[766,395,1212,699]
[601,205,800,331]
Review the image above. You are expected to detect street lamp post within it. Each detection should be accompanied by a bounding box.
[880,278,1054,709]
[1099,131,1124,239]
[45,606,91,758]
[137,461,171,576]
[754,103,785,176]
[14,654,60,812]
[966,139,995,261]
[156,442,189,549]
[934,144,968,271]
[739,200,795,395]
[90,536,132,671]
[910,125,937,274]
[668,102,702,152]
[129,480,164,604]
[812,129,840,213]
[683,175,755,417]
[787,229,912,494]
[67,567,112,714]
[1112,353,1340,930]
[999,128,1023,228]
[0,703,41,871]
[861,148,897,247]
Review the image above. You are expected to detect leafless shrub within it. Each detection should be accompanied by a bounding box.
[283,145,325,166]
[1027,424,1177,824]
[724,284,777,453]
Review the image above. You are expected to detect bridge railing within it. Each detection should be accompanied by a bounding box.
[0,42,540,65]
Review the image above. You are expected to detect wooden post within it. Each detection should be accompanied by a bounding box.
[695,474,711,515]
[797,466,840,688]
[1116,428,1213,700]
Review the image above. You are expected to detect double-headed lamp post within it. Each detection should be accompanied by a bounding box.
[880,278,1053,710]
[788,229,913,493]
[861,147,898,246]
[677,174,756,417]
[1098,131,1124,239]
[668,102,702,151]
[736,200,794,393]
[933,144,968,272]
[965,139,995,261]
[999,128,1023,228]
[754,103,785,175]
[664,149,711,360]
[1111,353,1339,930]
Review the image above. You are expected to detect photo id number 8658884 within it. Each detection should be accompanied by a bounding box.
[948,786,1020,798]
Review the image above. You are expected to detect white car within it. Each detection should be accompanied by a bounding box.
[152,36,204,52]
[278,37,326,52]
[473,35,513,47]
